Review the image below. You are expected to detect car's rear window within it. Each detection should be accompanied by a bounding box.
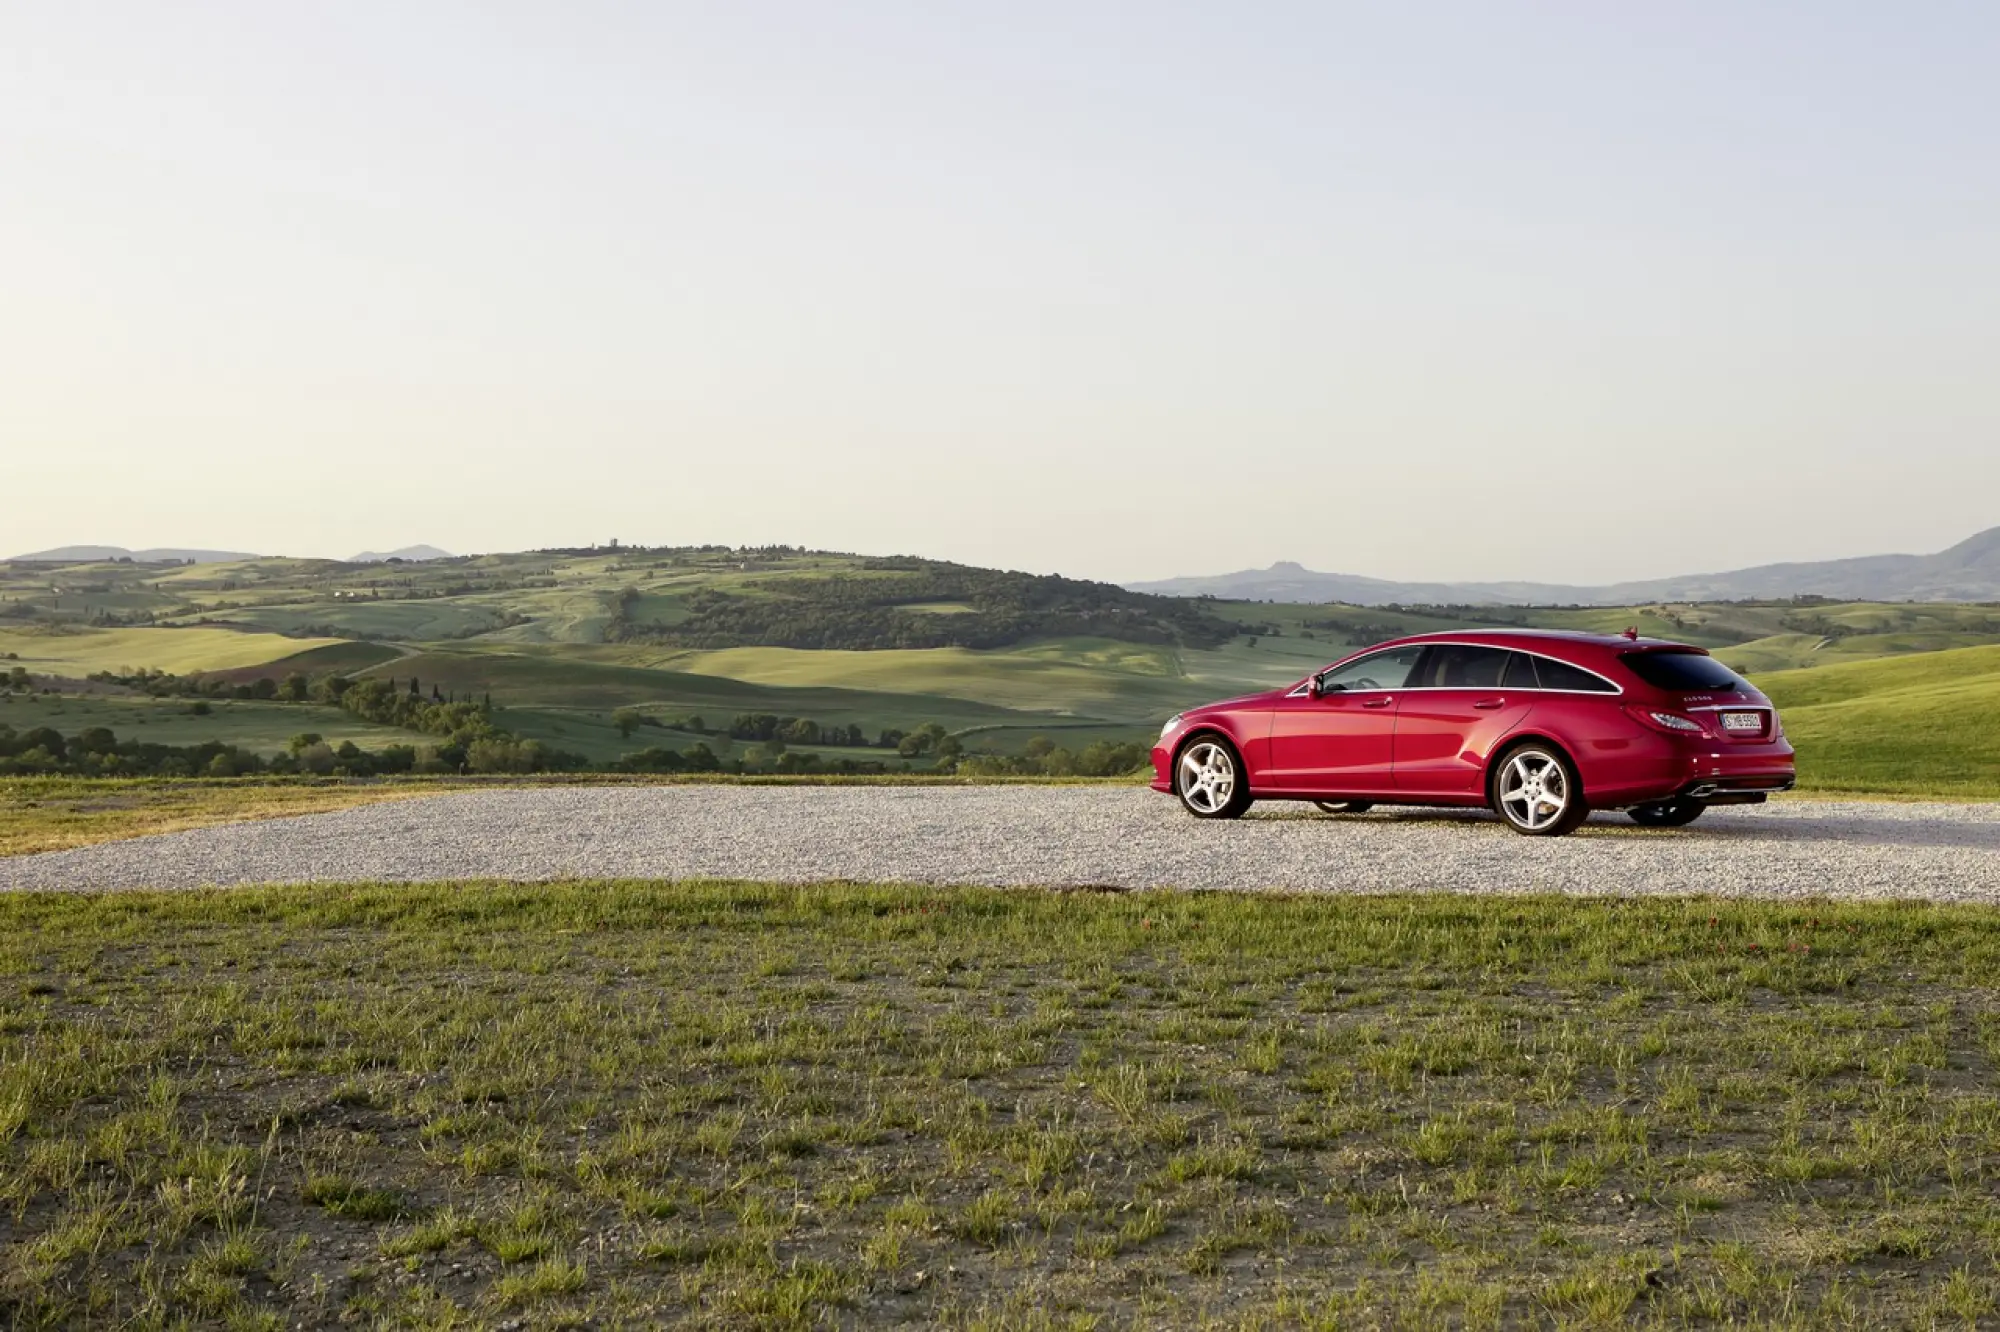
[1620,650,1748,692]
[1532,656,1618,693]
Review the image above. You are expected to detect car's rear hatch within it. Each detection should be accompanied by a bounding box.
[1619,649,1778,742]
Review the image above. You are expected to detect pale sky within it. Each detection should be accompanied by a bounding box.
[4,2,1996,583]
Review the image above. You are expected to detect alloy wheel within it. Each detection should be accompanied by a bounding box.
[1178,742,1238,816]
[1498,750,1571,832]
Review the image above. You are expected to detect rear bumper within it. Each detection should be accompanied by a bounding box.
[1588,737,1796,809]
[1679,774,1795,801]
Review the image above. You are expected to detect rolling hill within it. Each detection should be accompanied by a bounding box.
[10,545,260,564]
[1758,645,2000,796]
[1131,525,2000,605]
[4,543,2000,790]
[349,545,454,563]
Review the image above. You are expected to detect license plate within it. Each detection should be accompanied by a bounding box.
[1721,712,1764,734]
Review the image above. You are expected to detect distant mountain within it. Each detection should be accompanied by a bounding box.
[9,545,259,564]
[1127,526,2000,606]
[348,545,454,563]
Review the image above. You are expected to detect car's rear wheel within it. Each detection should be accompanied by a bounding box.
[1491,743,1589,837]
[1176,737,1251,820]
[1314,800,1374,815]
[1629,799,1706,828]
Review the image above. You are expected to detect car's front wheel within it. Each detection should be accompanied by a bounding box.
[1176,737,1251,820]
[1491,743,1589,836]
[1629,799,1706,828]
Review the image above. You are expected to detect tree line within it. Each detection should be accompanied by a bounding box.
[605,561,1242,652]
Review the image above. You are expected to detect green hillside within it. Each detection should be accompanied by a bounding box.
[0,626,351,675]
[0,694,414,756]
[7,548,2000,790]
[1760,646,2000,796]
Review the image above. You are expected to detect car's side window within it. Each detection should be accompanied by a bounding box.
[1534,656,1618,693]
[1317,646,1425,693]
[1500,651,1541,689]
[1419,644,1511,689]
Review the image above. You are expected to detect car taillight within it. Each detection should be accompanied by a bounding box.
[1626,706,1707,736]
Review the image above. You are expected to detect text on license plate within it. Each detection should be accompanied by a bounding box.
[1721,712,1764,733]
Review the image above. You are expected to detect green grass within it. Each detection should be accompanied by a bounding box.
[0,626,347,676]
[650,643,1198,719]
[8,881,2000,1326]
[376,648,1064,736]
[499,707,905,766]
[0,694,414,757]
[1761,645,2000,797]
[182,599,515,640]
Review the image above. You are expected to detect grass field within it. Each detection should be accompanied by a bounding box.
[0,695,415,758]
[378,650,1049,738]
[0,628,347,677]
[7,881,2000,1327]
[651,643,1197,720]
[498,709,905,767]
[1761,646,2000,797]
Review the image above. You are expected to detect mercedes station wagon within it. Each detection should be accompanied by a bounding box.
[1152,630,1796,836]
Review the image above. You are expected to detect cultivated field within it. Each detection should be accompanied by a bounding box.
[0,627,348,677]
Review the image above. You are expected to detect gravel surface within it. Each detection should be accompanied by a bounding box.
[6,787,2000,901]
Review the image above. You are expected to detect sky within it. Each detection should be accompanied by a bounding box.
[3,2,1996,584]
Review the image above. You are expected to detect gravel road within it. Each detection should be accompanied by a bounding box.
[6,787,2000,901]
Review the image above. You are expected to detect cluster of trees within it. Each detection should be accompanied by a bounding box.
[606,561,1241,652]
[5,667,37,693]
[312,676,587,773]
[88,669,585,773]
[0,721,586,778]
[951,736,1151,778]
[91,668,284,699]
[609,744,894,776]
[92,668,491,712]
[0,723,310,778]
[1300,618,1435,643]
[724,714,888,748]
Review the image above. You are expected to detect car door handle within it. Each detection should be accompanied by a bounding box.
[1473,698,1505,710]
[1362,697,1394,709]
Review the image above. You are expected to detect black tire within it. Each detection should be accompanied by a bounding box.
[1489,741,1590,837]
[1630,800,1706,828]
[1314,801,1375,815]
[1174,734,1252,820]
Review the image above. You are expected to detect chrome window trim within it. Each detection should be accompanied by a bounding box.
[1289,642,1627,698]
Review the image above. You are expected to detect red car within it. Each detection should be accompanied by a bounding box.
[1152,630,1795,835]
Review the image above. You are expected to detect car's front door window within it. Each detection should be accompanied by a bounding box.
[1317,646,1425,694]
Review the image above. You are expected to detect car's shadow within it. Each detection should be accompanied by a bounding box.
[1243,804,2000,852]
